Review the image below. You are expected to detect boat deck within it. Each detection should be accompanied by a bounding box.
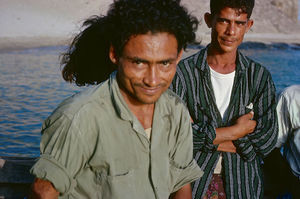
[0,157,36,199]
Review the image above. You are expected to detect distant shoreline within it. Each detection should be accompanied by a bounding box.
[1,33,300,53]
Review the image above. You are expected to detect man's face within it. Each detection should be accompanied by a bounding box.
[110,32,182,105]
[206,7,253,53]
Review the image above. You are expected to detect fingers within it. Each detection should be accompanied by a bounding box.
[249,111,254,120]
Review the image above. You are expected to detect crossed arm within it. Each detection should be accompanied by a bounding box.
[214,111,256,153]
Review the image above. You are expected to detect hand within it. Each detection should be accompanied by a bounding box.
[169,184,192,199]
[29,178,59,199]
[233,111,256,139]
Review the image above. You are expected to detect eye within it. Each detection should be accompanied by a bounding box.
[133,60,142,65]
[217,18,228,24]
[131,59,145,67]
[162,61,170,66]
[160,61,171,68]
[236,21,246,26]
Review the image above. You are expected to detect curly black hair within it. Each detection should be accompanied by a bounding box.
[61,0,199,86]
[210,0,255,18]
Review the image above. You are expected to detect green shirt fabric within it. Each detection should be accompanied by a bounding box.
[170,46,278,199]
[31,72,203,198]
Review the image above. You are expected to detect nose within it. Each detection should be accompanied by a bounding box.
[225,23,236,35]
[144,65,159,87]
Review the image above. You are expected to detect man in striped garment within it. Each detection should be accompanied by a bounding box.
[170,0,278,198]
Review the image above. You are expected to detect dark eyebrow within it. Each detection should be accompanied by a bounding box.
[217,17,229,22]
[158,58,176,64]
[217,17,247,24]
[235,20,247,24]
[126,56,149,63]
[126,56,177,64]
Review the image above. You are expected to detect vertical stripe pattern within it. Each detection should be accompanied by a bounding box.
[170,46,278,199]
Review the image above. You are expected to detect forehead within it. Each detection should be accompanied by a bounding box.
[122,32,179,59]
[217,7,248,20]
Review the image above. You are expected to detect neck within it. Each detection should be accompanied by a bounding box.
[120,89,155,129]
[207,45,237,74]
[128,103,155,130]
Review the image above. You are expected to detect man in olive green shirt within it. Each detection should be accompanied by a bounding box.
[29,0,202,198]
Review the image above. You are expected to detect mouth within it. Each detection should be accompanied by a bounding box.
[140,87,161,95]
[221,38,236,45]
[137,85,165,96]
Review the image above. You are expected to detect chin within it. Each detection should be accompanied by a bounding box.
[138,94,161,105]
[219,44,237,53]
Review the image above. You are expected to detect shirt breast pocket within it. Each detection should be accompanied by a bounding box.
[95,169,137,198]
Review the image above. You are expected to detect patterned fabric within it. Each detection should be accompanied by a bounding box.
[170,45,278,199]
[204,174,226,199]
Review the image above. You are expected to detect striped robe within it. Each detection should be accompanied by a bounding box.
[170,46,278,199]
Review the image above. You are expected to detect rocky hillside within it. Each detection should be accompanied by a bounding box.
[0,0,299,50]
[179,0,300,43]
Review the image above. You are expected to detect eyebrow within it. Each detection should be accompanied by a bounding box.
[126,56,177,63]
[217,17,247,24]
[127,57,149,63]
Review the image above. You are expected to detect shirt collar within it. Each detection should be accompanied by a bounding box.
[109,72,134,122]
[109,72,170,123]
[195,44,249,73]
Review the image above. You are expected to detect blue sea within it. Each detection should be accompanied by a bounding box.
[0,42,299,157]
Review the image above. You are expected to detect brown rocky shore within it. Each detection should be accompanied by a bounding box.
[0,0,299,51]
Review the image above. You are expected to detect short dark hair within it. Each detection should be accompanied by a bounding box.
[210,0,255,18]
[61,0,198,86]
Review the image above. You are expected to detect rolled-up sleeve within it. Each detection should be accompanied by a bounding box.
[233,73,278,161]
[169,107,203,193]
[30,112,90,194]
[192,122,218,154]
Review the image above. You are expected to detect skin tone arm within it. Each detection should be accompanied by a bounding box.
[169,184,192,199]
[29,178,59,199]
[213,111,256,153]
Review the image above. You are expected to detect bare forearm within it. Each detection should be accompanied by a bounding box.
[29,178,59,199]
[169,184,192,199]
[217,141,236,153]
[213,126,239,145]
[213,112,256,145]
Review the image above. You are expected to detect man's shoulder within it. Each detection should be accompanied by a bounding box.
[238,50,273,77]
[238,50,267,70]
[281,85,300,101]
[161,89,188,111]
[50,79,111,120]
[178,47,206,69]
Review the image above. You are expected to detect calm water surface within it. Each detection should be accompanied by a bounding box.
[0,44,299,157]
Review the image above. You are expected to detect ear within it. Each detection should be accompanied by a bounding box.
[204,12,212,28]
[245,19,254,33]
[176,49,184,65]
[109,45,118,64]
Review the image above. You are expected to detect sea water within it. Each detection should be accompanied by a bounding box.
[0,43,299,157]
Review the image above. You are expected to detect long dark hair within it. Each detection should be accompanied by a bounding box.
[61,0,199,86]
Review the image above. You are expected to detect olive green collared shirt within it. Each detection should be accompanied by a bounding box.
[31,73,202,198]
